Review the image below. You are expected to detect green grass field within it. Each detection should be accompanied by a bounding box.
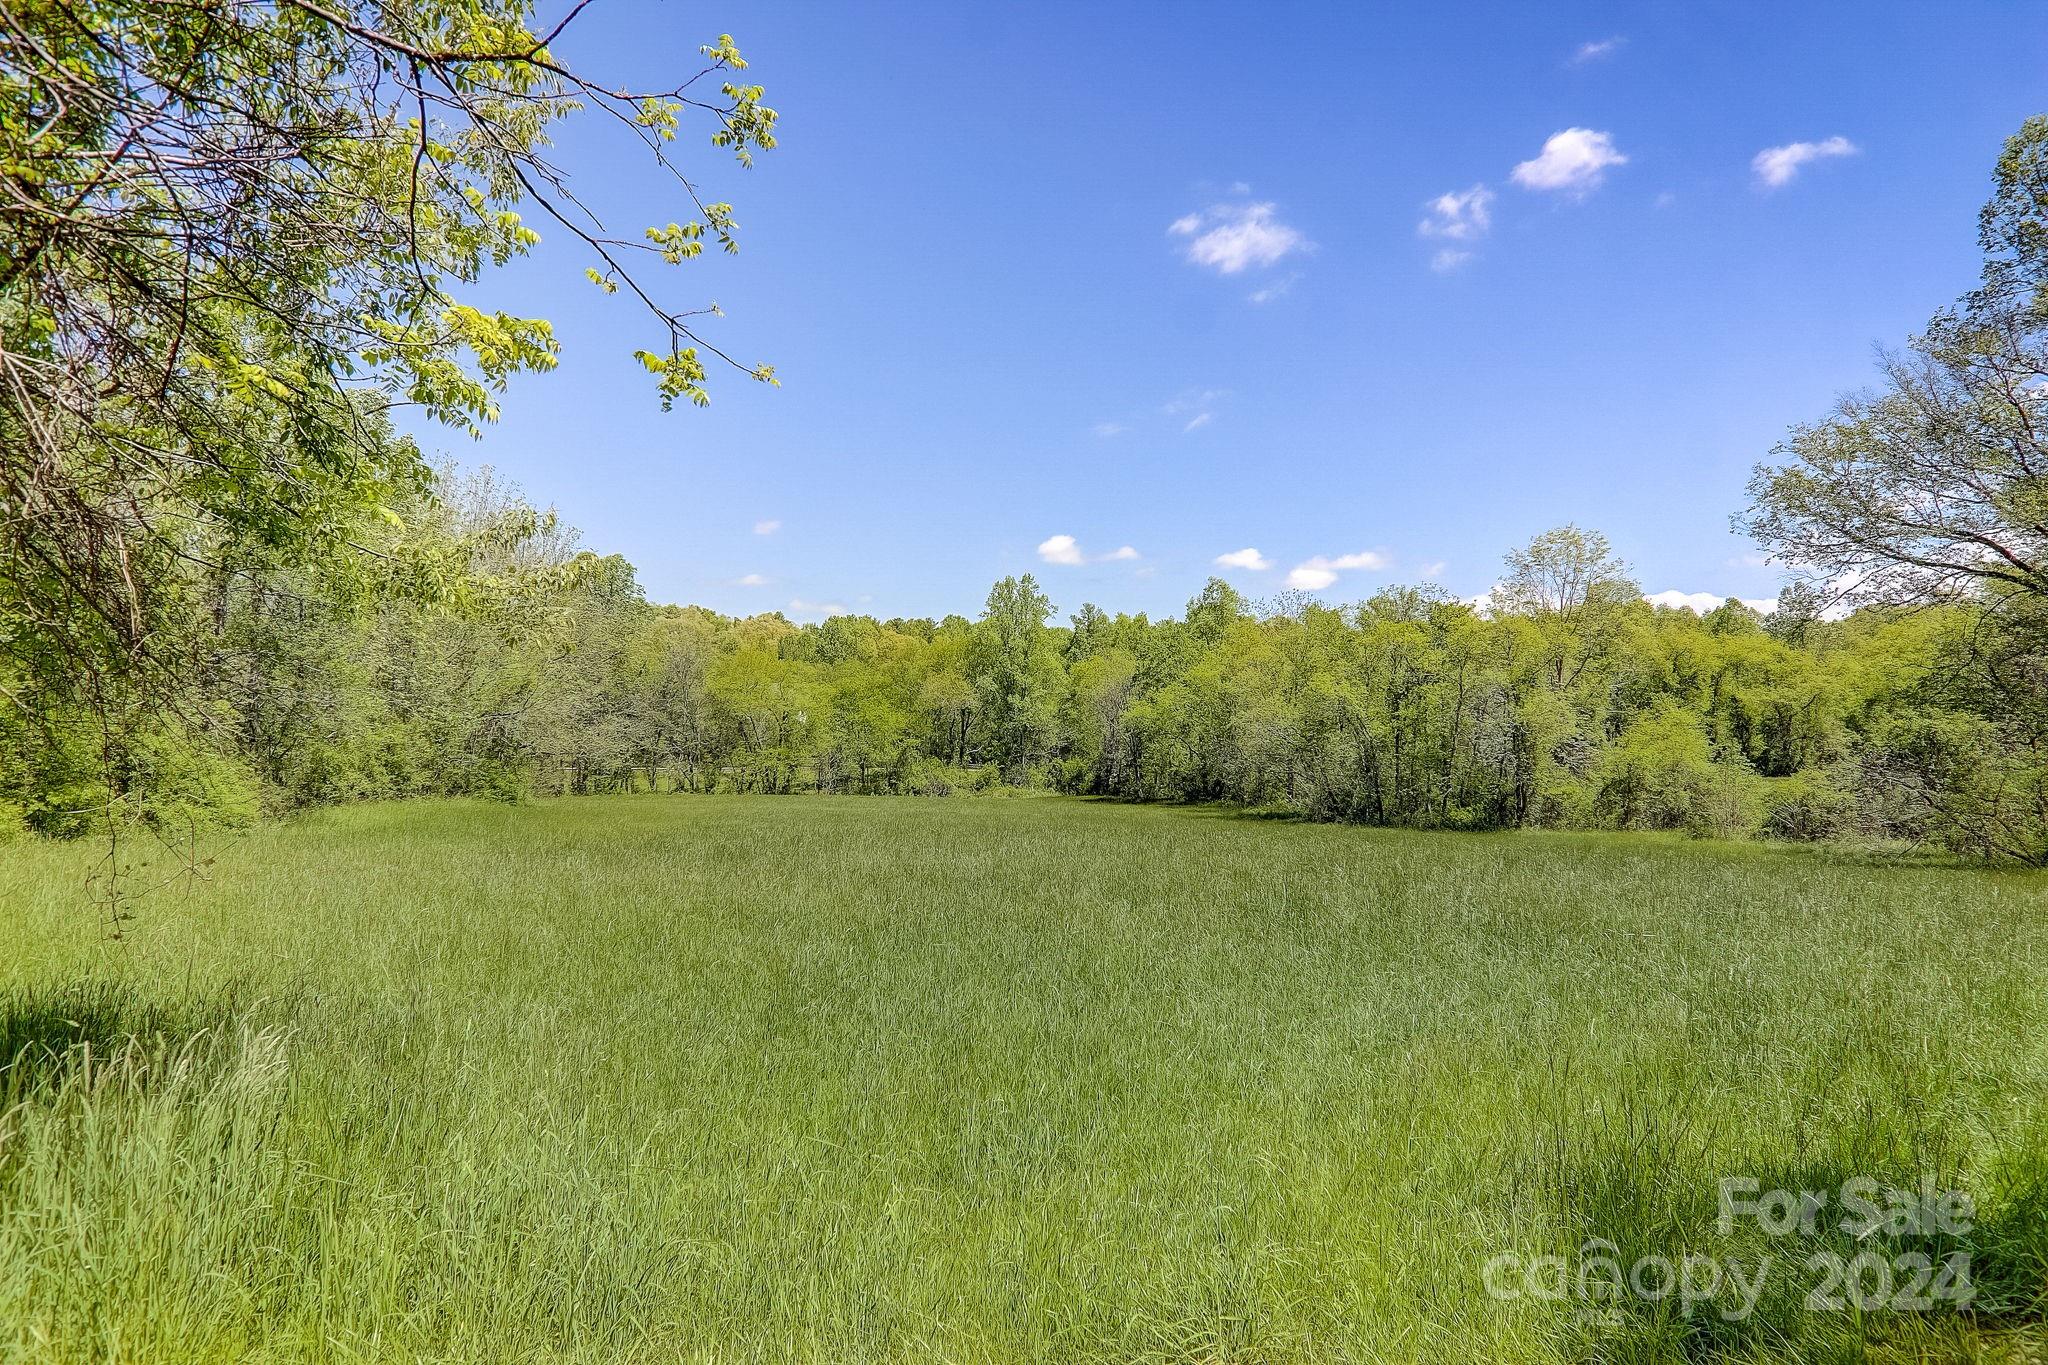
[3,796,2046,1363]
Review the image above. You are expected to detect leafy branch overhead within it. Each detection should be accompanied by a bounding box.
[0,0,778,706]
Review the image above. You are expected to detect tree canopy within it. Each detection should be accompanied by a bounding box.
[1,0,775,710]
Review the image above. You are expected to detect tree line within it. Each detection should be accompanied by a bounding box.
[3,475,2041,862]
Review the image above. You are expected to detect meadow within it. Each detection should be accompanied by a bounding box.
[2,795,2046,1363]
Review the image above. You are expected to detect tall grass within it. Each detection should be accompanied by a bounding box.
[1,796,2044,1362]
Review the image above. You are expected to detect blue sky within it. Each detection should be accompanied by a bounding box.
[414,0,2048,622]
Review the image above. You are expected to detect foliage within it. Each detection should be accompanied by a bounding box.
[1739,115,2048,857]
[0,0,775,811]
[14,462,2040,859]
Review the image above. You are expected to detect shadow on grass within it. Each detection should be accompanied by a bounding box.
[0,978,285,1101]
[1148,798,2035,875]
[1496,1101,2048,1363]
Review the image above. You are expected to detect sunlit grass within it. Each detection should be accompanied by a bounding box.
[2,796,2045,1362]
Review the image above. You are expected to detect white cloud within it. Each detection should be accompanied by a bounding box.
[1162,387,1228,433]
[1169,202,1308,274]
[1571,36,1625,63]
[1325,551,1390,571]
[1431,249,1473,273]
[1417,560,1448,578]
[752,518,781,536]
[1752,136,1858,189]
[1286,550,1391,592]
[1037,534,1086,566]
[735,572,769,587]
[1646,590,1777,614]
[1248,272,1300,304]
[1512,128,1627,194]
[1214,547,1272,571]
[1040,534,1140,566]
[1091,421,1127,438]
[787,598,848,619]
[1419,184,1493,241]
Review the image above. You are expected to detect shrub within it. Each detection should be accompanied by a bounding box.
[900,756,961,797]
[1757,771,1854,842]
[129,729,261,832]
[1595,707,1756,836]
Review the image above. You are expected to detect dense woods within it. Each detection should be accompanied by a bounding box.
[4,474,2042,863]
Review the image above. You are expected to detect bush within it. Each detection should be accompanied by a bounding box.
[129,730,261,832]
[1594,707,1757,837]
[900,756,962,797]
[1757,771,1853,842]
